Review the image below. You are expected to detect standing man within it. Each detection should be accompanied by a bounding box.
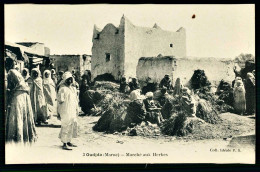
[43,70,57,118]
[119,76,128,93]
[30,68,48,125]
[245,72,255,115]
[51,69,57,86]
[56,71,64,91]
[57,72,79,150]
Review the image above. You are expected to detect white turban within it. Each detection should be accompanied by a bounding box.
[62,71,73,81]
[58,71,74,88]
[145,92,154,98]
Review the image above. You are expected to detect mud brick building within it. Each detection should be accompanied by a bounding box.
[91,15,186,81]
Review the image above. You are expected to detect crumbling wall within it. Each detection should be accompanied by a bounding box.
[136,56,175,86]
[173,58,235,86]
[136,57,235,87]
[91,23,125,81]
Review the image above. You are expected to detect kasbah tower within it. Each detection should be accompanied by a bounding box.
[91,15,186,81]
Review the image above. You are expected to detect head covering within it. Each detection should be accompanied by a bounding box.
[236,80,243,86]
[22,68,30,81]
[145,92,154,98]
[182,87,188,92]
[63,71,73,81]
[121,76,126,82]
[31,68,42,78]
[247,72,255,86]
[174,78,182,95]
[234,77,243,87]
[182,87,191,95]
[7,69,29,93]
[58,71,64,77]
[58,71,74,88]
[234,80,245,93]
[43,70,51,79]
[51,69,56,75]
[247,72,254,79]
[43,70,55,86]
[129,89,143,101]
[235,77,242,81]
[31,68,43,88]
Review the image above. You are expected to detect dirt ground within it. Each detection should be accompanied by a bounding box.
[5,112,255,164]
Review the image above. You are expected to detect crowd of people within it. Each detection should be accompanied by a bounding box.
[5,61,83,150]
[4,59,255,150]
[119,74,196,125]
[232,70,255,115]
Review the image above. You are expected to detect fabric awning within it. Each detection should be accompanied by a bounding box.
[5,43,29,62]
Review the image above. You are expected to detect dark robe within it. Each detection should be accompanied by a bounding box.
[245,76,255,114]
[129,81,140,92]
[159,78,173,90]
[142,83,157,95]
[79,81,94,115]
[119,80,128,93]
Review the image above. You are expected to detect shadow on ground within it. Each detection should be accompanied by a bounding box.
[228,134,255,148]
[36,124,61,128]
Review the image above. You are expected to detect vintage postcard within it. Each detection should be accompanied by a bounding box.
[4,4,255,164]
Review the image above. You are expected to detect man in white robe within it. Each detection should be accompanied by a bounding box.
[57,72,79,150]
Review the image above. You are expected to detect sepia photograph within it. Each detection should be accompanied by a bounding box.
[4,4,255,164]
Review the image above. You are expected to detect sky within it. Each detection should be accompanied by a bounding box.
[5,4,255,58]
